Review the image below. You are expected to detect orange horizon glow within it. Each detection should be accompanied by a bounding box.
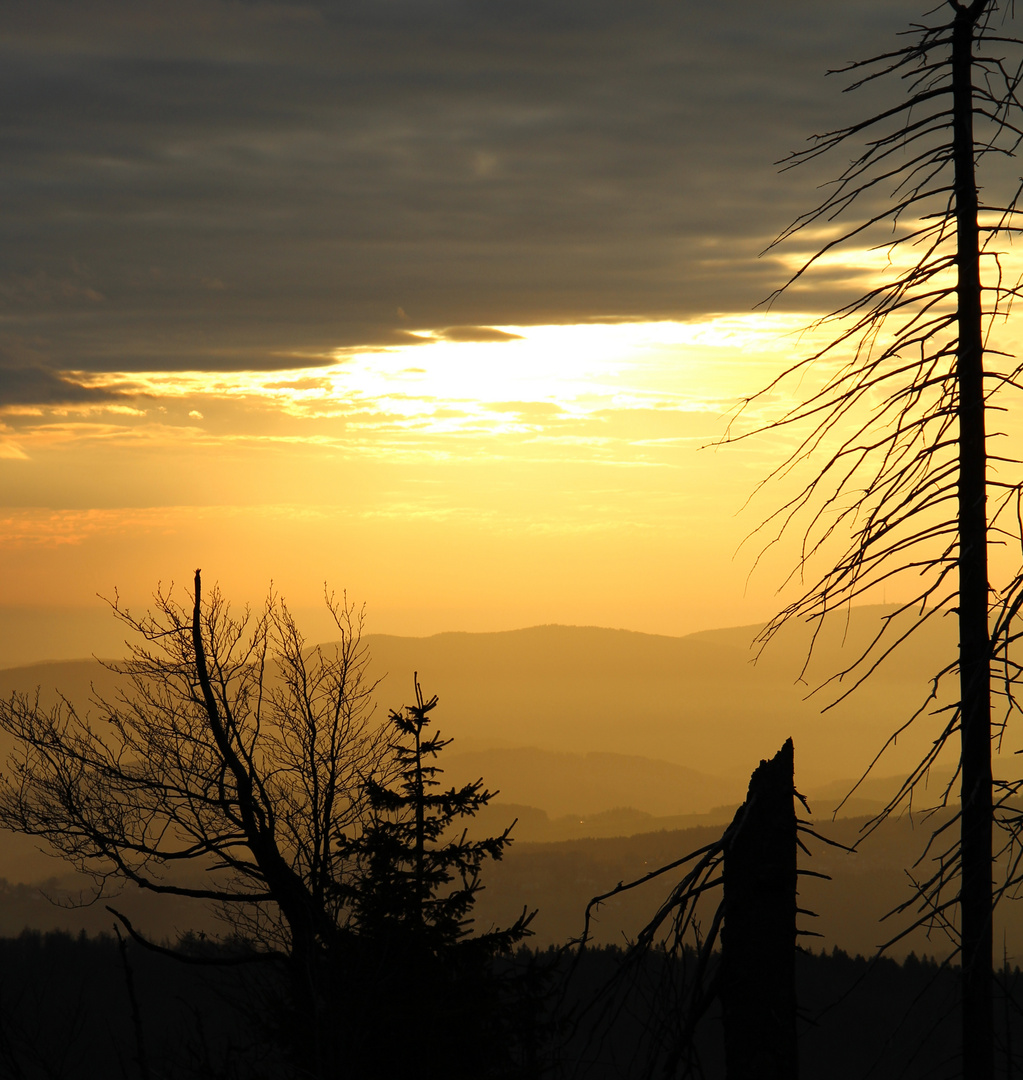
[3,306,1023,664]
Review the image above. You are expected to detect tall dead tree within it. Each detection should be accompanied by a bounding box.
[726,3,1023,1077]
[952,7,995,1074]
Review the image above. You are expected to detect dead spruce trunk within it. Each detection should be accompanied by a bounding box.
[721,739,797,1080]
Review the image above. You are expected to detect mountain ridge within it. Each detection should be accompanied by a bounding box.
[0,605,977,805]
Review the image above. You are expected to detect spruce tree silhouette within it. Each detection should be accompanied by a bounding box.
[340,678,535,1080]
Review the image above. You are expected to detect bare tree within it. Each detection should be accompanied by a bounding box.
[0,569,385,1074]
[726,3,1023,1076]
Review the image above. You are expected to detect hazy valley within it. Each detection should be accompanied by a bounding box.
[0,605,1002,961]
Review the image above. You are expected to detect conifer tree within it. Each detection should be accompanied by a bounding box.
[347,678,532,950]
[339,678,535,1079]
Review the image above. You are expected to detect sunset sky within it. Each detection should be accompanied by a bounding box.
[4,0,1023,664]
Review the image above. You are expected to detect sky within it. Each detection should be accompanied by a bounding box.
[4,0,1023,664]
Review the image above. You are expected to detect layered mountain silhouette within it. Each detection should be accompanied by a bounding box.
[365,605,967,797]
[0,605,972,823]
[0,604,1001,960]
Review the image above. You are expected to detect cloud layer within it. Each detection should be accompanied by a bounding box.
[1,0,919,399]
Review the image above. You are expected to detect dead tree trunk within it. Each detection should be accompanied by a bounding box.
[952,6,994,1078]
[721,738,797,1080]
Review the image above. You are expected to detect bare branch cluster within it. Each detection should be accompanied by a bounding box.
[0,574,384,958]
[0,573,538,1078]
[732,6,1023,709]
[719,9,1023,1073]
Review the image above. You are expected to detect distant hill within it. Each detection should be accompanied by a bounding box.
[0,608,1013,963]
[472,808,1020,962]
[0,606,980,816]
[442,747,745,818]
[462,800,739,844]
[441,746,923,840]
[365,606,969,792]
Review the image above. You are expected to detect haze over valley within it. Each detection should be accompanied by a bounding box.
[0,605,966,822]
[0,604,996,960]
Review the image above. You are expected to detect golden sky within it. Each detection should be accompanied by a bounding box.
[0,315,824,651]
[3,1,1023,663]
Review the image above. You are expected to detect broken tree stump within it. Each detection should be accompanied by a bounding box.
[720,737,798,1080]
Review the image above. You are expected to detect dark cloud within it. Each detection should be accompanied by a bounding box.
[0,366,130,406]
[439,326,524,343]
[0,0,962,398]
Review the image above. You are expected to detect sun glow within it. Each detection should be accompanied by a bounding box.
[334,316,817,411]
[11,309,1023,471]
[0,314,876,493]
[6,310,1008,647]
[80,315,821,443]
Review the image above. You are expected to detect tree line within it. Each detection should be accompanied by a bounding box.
[0,571,533,1079]
[5,1,1023,1076]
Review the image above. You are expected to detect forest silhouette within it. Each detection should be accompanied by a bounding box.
[0,579,1022,1077]
[6,0,1023,1076]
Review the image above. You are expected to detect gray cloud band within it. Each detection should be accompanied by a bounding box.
[0,0,948,401]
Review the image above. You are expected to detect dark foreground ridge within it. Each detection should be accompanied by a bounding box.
[0,929,1014,1080]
